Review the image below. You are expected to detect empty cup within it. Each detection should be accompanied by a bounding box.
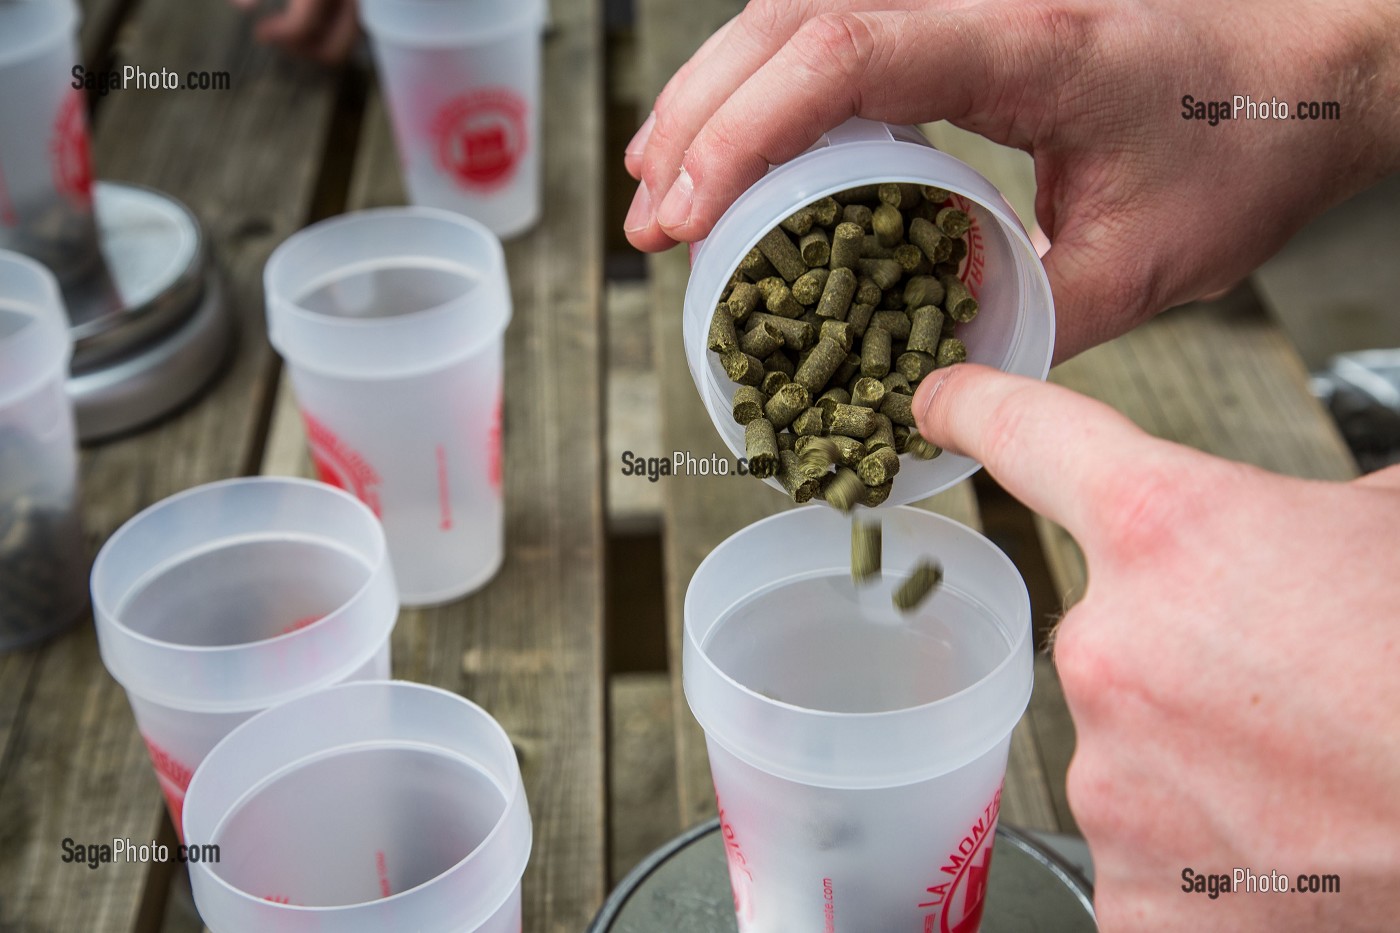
[184,680,532,933]
[264,208,511,606]
[91,477,399,835]
[684,506,1033,933]
[361,0,546,238]
[0,249,87,650]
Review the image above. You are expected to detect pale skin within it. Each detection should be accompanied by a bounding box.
[228,0,359,64]
[625,1,1400,929]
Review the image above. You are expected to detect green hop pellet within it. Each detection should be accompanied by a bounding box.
[830,222,863,271]
[722,349,765,386]
[881,373,912,397]
[727,282,761,322]
[811,196,840,227]
[799,229,831,267]
[759,277,805,318]
[866,413,896,452]
[764,349,797,377]
[792,268,830,306]
[852,519,882,584]
[935,207,971,238]
[841,203,873,232]
[872,203,904,248]
[780,206,815,237]
[799,310,822,331]
[907,305,946,355]
[731,385,765,425]
[936,337,968,367]
[939,275,978,323]
[846,301,876,338]
[893,243,927,274]
[777,431,797,452]
[903,275,945,311]
[920,185,951,204]
[757,226,807,283]
[823,467,866,512]
[893,560,944,612]
[761,369,790,396]
[745,418,780,479]
[793,406,825,437]
[796,435,839,478]
[860,325,892,378]
[819,320,855,354]
[896,351,935,382]
[747,313,814,351]
[857,446,901,486]
[709,305,740,353]
[794,336,847,394]
[815,266,857,320]
[739,321,782,358]
[831,435,867,467]
[864,480,893,507]
[764,381,811,430]
[824,402,878,440]
[740,246,777,281]
[778,450,819,503]
[869,310,912,341]
[856,258,902,290]
[902,432,942,460]
[880,390,917,427]
[832,351,861,385]
[909,217,952,265]
[834,184,880,204]
[851,376,886,410]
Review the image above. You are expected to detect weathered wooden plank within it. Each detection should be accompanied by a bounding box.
[609,672,680,884]
[0,2,342,927]
[319,3,607,928]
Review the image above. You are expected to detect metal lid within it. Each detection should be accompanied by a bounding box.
[589,820,1097,933]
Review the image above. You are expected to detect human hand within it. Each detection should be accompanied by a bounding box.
[624,0,1400,361]
[913,363,1400,931]
[230,0,359,64]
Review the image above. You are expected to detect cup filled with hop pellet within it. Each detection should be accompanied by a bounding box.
[684,506,1031,933]
[91,477,399,838]
[683,118,1054,510]
[0,250,88,651]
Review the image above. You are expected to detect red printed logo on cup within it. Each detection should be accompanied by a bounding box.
[918,784,1001,933]
[431,89,528,192]
[949,194,985,295]
[50,91,94,209]
[302,411,383,517]
[142,735,194,836]
[489,387,503,495]
[716,793,756,926]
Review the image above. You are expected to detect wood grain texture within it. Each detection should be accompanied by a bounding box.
[0,1,342,928]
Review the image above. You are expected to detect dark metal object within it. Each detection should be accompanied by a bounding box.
[589,820,1096,933]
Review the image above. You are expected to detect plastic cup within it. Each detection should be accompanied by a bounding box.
[0,249,87,650]
[683,118,1055,507]
[361,0,545,239]
[684,506,1033,933]
[91,477,399,836]
[0,0,102,285]
[264,208,511,606]
[183,680,532,933]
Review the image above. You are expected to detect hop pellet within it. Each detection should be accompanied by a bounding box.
[893,560,944,613]
[851,519,882,585]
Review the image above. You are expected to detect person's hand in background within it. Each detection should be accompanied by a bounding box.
[913,364,1400,931]
[624,0,1400,362]
[229,0,360,64]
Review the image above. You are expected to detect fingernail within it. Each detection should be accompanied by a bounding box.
[625,112,656,158]
[657,167,694,229]
[624,182,653,233]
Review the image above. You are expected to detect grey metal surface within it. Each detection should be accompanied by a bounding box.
[591,821,1096,933]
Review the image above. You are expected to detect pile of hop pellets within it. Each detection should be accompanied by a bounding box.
[708,182,978,511]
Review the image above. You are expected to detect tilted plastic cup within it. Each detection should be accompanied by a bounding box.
[361,0,545,238]
[0,249,87,650]
[265,207,511,606]
[684,506,1033,933]
[682,118,1055,507]
[0,0,102,284]
[184,680,532,933]
[91,477,399,835]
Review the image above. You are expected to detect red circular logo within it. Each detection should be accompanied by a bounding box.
[431,89,529,192]
[301,411,383,517]
[50,91,93,209]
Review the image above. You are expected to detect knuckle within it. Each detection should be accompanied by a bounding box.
[742,0,802,41]
[791,13,875,88]
[1050,611,1115,703]
[1093,460,1190,559]
[1063,749,1108,834]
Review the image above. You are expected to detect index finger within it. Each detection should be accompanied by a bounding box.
[913,364,1193,544]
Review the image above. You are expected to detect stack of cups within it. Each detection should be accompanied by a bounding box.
[361,0,546,238]
[0,250,87,649]
[91,477,399,832]
[264,208,512,606]
[184,681,532,933]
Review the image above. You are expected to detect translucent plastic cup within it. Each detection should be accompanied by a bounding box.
[0,0,102,284]
[265,208,511,606]
[684,506,1033,933]
[0,250,87,650]
[361,0,545,238]
[683,118,1055,507]
[91,477,399,836]
[184,680,532,933]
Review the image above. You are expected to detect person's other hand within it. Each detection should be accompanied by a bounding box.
[913,364,1400,931]
[230,0,359,64]
[624,0,1400,361]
